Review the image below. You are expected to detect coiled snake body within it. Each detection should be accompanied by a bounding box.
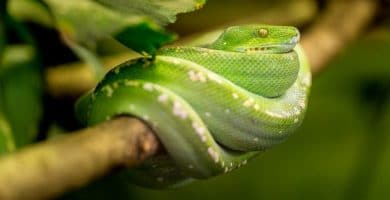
[76,25,311,188]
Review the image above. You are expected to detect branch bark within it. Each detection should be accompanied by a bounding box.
[0,117,160,200]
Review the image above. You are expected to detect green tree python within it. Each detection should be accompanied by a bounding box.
[75,25,311,188]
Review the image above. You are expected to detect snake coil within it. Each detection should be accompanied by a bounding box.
[76,25,311,188]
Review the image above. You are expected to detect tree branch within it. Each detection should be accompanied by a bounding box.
[301,0,378,74]
[0,117,160,200]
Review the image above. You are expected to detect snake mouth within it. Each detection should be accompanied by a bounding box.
[243,35,300,53]
[243,43,296,53]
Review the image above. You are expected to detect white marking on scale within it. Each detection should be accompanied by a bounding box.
[282,111,290,117]
[143,83,154,91]
[172,101,188,119]
[265,110,282,118]
[232,93,239,99]
[157,94,169,103]
[205,112,211,117]
[294,106,301,114]
[243,98,254,107]
[192,122,207,142]
[188,70,198,82]
[298,100,305,108]
[102,85,113,97]
[253,104,260,110]
[207,147,219,163]
[198,72,207,82]
[302,75,311,87]
[171,58,180,64]
[143,115,149,120]
[224,167,229,173]
[124,80,139,86]
[129,104,135,110]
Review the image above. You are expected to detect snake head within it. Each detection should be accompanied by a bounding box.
[210,24,300,53]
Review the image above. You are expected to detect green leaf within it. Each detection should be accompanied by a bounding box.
[43,0,177,55]
[0,17,5,61]
[7,0,53,27]
[0,45,42,148]
[115,22,175,55]
[0,114,15,155]
[0,5,6,61]
[95,0,206,25]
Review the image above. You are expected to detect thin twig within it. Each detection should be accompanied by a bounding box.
[45,53,138,97]
[0,117,160,200]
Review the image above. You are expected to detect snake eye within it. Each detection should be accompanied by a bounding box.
[258,28,268,38]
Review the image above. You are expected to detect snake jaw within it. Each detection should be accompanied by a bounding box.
[243,43,296,53]
[245,33,300,53]
[243,32,300,53]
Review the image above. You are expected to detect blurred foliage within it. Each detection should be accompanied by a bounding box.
[6,0,205,78]
[7,0,53,27]
[42,0,174,54]
[0,45,42,150]
[0,16,5,60]
[0,0,205,152]
[0,2,43,153]
[61,29,390,200]
[95,0,206,25]
[0,114,14,154]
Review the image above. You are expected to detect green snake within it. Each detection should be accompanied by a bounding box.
[75,24,311,188]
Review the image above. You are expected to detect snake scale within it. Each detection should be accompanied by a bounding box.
[75,25,311,188]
